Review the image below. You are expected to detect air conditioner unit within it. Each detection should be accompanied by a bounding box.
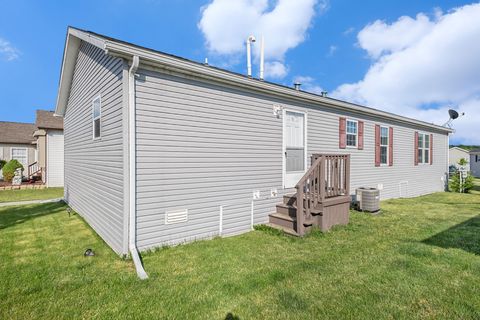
[356,187,380,212]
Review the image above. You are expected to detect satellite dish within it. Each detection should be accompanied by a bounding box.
[448,109,459,120]
[443,108,465,128]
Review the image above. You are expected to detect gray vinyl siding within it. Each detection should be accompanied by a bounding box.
[134,67,448,251]
[63,41,126,255]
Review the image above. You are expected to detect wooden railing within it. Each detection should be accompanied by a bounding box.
[28,162,43,179]
[295,154,350,235]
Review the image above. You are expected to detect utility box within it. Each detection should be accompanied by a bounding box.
[356,187,380,212]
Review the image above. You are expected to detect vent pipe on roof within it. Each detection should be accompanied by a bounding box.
[246,35,256,77]
[294,82,301,90]
[259,36,265,80]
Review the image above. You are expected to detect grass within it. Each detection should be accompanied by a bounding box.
[0,187,64,203]
[1,187,480,319]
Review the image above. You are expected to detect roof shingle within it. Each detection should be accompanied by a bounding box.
[0,121,36,144]
[35,110,63,130]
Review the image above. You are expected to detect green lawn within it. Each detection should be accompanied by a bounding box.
[0,187,64,203]
[1,188,480,319]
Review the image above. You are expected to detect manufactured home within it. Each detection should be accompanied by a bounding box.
[449,147,470,171]
[470,149,480,177]
[55,28,452,277]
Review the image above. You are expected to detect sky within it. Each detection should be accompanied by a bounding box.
[0,0,478,144]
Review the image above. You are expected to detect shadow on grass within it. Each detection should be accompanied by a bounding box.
[423,215,480,255]
[0,202,65,230]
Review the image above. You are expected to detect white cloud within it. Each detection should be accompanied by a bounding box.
[198,0,324,78]
[327,45,337,57]
[343,27,355,35]
[265,61,288,79]
[0,37,20,61]
[332,3,480,144]
[357,13,435,59]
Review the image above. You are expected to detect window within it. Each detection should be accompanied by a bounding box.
[380,126,389,165]
[476,155,479,162]
[92,95,101,139]
[417,133,430,164]
[346,120,357,147]
[11,148,27,168]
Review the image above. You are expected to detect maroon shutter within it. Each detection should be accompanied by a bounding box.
[389,127,393,166]
[358,121,364,150]
[339,117,346,149]
[414,132,419,166]
[430,134,433,165]
[375,124,380,167]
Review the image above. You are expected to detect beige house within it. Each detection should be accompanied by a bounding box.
[0,111,64,186]
[0,121,36,179]
[449,147,470,171]
[33,110,64,187]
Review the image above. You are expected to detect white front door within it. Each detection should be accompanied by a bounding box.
[284,110,306,188]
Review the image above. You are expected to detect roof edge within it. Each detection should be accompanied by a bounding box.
[55,27,106,116]
[56,27,453,134]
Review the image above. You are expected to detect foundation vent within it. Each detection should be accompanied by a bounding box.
[165,209,188,224]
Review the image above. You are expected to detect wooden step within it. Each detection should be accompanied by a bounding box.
[268,212,296,230]
[275,203,297,217]
[265,223,299,237]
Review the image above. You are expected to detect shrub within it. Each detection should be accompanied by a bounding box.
[0,159,6,170]
[449,172,475,193]
[2,159,24,182]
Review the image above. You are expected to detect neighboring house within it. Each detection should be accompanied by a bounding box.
[0,121,36,178]
[55,27,452,268]
[470,149,480,177]
[33,110,64,187]
[449,147,470,171]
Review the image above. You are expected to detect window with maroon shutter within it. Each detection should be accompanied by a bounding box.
[430,134,433,165]
[389,127,393,166]
[414,132,419,165]
[416,132,430,164]
[375,124,380,167]
[358,121,364,150]
[339,117,346,149]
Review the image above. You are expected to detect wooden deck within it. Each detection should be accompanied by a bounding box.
[269,154,351,236]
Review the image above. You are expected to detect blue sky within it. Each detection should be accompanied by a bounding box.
[0,0,478,143]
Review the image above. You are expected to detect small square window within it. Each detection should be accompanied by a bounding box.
[92,96,101,139]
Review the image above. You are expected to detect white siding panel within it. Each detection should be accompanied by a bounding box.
[134,68,448,251]
[63,41,126,255]
[46,130,64,187]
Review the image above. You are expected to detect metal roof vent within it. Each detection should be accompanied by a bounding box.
[165,209,188,224]
[294,82,301,90]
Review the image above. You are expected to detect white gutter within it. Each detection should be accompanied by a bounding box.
[128,55,148,279]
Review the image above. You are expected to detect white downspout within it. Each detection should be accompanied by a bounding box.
[128,55,148,279]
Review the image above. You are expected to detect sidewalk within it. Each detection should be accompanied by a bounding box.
[0,198,63,207]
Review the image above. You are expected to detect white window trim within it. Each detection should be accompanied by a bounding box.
[417,132,430,165]
[282,108,308,189]
[346,119,358,148]
[92,95,102,140]
[10,147,28,168]
[380,126,389,166]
